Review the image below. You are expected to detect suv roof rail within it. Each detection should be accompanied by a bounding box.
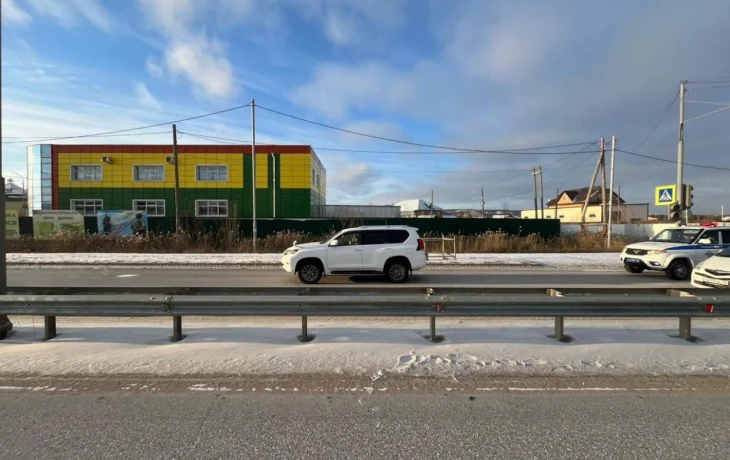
[356,225,413,229]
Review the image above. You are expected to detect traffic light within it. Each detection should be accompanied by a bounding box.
[670,204,682,222]
[683,184,694,209]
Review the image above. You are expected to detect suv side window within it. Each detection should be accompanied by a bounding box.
[720,230,730,245]
[389,230,409,244]
[336,231,361,246]
[362,231,390,245]
[700,230,720,244]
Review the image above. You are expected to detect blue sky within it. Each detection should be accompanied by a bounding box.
[2,0,729,213]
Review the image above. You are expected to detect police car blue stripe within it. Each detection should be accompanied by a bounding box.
[666,244,730,251]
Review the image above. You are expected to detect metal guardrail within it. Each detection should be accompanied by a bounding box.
[1,287,728,343]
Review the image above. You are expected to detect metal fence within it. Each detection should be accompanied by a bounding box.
[423,236,457,261]
[1,287,728,343]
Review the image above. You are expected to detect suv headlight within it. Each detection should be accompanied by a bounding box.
[284,248,299,255]
[647,250,667,255]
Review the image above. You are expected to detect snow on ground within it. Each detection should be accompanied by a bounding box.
[1,317,728,378]
[7,252,622,268]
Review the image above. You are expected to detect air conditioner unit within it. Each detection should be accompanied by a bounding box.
[102,156,113,164]
[165,156,176,164]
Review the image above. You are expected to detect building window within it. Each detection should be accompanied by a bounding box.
[196,165,228,182]
[133,200,165,217]
[312,170,315,184]
[71,199,103,216]
[71,165,102,181]
[558,215,565,219]
[589,214,596,218]
[196,200,228,217]
[316,173,320,188]
[133,165,165,181]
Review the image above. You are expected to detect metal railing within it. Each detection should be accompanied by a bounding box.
[1,287,728,343]
[423,236,457,261]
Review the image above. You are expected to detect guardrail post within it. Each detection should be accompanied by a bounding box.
[171,316,186,342]
[297,316,315,342]
[677,317,699,342]
[44,316,57,341]
[426,316,445,343]
[547,289,573,343]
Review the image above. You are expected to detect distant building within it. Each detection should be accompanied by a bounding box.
[521,187,648,223]
[394,199,444,217]
[26,143,326,218]
[5,179,28,216]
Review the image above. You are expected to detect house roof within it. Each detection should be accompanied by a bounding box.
[546,187,626,207]
[394,199,443,212]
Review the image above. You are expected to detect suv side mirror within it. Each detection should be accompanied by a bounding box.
[698,238,712,245]
[329,239,340,247]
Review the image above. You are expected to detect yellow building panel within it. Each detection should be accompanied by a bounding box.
[58,153,246,189]
[255,154,268,189]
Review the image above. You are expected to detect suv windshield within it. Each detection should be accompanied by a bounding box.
[650,229,702,244]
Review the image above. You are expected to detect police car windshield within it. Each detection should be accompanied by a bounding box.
[650,229,702,244]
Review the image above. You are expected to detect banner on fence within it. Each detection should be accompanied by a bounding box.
[6,210,20,239]
[32,210,85,239]
[97,210,148,237]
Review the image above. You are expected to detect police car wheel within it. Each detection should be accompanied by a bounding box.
[665,259,691,281]
[624,264,644,274]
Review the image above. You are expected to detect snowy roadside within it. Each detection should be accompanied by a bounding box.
[6,252,623,269]
[1,317,728,379]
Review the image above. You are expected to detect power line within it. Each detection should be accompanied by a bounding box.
[688,84,730,91]
[1,104,251,145]
[2,131,171,142]
[255,104,596,154]
[631,90,679,152]
[179,130,599,155]
[617,149,730,171]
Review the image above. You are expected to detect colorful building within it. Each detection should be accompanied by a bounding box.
[26,144,326,218]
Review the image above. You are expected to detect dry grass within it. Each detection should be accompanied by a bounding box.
[7,230,626,253]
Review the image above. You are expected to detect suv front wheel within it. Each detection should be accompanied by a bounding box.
[665,259,691,281]
[297,261,323,284]
[385,260,410,283]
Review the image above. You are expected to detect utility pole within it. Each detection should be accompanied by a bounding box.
[480,188,485,219]
[532,167,538,217]
[600,141,607,224]
[581,138,604,224]
[555,188,560,220]
[676,80,687,217]
[607,135,617,248]
[539,165,544,219]
[431,190,434,217]
[251,99,258,251]
[271,153,276,218]
[172,124,181,232]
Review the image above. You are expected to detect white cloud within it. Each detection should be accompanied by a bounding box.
[134,82,162,110]
[323,10,361,46]
[164,35,236,100]
[1,0,32,24]
[25,0,113,31]
[138,0,238,100]
[145,56,164,78]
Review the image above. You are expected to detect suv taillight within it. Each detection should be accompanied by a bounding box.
[417,239,425,251]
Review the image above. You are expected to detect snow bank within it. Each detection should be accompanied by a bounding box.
[1,317,728,378]
[7,252,622,268]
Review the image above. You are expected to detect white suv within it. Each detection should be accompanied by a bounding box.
[621,225,730,280]
[281,225,428,284]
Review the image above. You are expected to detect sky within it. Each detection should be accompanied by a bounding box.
[1,0,729,214]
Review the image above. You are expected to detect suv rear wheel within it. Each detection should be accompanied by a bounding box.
[665,259,691,281]
[297,261,323,284]
[385,260,410,283]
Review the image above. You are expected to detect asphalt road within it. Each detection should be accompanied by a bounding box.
[7,267,687,288]
[1,388,728,459]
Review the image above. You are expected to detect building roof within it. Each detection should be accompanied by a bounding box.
[4,180,25,197]
[546,187,626,207]
[394,199,443,212]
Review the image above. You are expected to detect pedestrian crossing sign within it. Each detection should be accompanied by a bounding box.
[655,184,677,206]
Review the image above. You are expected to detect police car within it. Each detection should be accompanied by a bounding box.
[620,223,730,280]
